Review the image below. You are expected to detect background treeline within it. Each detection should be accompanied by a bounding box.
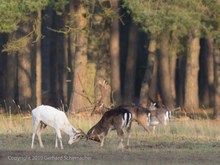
[0,0,220,119]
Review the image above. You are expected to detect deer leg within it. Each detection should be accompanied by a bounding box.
[31,132,36,149]
[152,126,156,134]
[31,126,38,149]
[55,134,58,148]
[55,129,63,149]
[126,122,132,146]
[99,135,105,148]
[116,128,124,150]
[137,118,152,133]
[36,125,44,148]
[31,120,40,149]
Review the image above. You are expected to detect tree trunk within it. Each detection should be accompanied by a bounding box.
[213,42,220,119]
[49,28,59,107]
[69,1,88,112]
[169,48,177,103]
[35,8,42,106]
[48,12,65,107]
[93,1,111,106]
[41,8,53,104]
[110,0,121,105]
[176,55,186,107]
[207,37,215,107]
[0,34,7,101]
[62,32,69,108]
[199,38,214,107]
[184,30,200,110]
[139,39,157,107]
[123,25,138,104]
[17,22,33,109]
[5,34,17,109]
[158,32,174,109]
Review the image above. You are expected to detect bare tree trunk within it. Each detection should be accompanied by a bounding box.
[0,34,7,101]
[158,32,174,109]
[5,34,17,108]
[93,1,111,106]
[17,22,33,109]
[207,37,215,107]
[48,12,66,107]
[94,31,111,106]
[123,25,138,104]
[35,9,42,106]
[184,30,200,110]
[169,48,177,103]
[213,42,220,119]
[110,0,121,105]
[69,1,88,112]
[49,28,59,107]
[87,0,110,106]
[62,32,69,107]
[41,8,53,104]
[139,39,157,107]
[199,38,214,107]
[176,54,186,107]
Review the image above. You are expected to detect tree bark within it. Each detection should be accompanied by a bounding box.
[199,38,214,107]
[93,1,111,106]
[0,34,7,101]
[35,8,42,106]
[123,25,138,104]
[169,48,177,103]
[110,0,121,105]
[207,37,215,107]
[17,22,33,109]
[48,12,66,107]
[5,34,17,109]
[41,8,53,104]
[158,32,174,109]
[69,1,88,112]
[184,30,200,110]
[176,55,186,107]
[213,42,220,119]
[139,39,157,107]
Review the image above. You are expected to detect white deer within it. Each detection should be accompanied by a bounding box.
[31,105,85,149]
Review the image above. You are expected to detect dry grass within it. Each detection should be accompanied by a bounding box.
[0,113,220,165]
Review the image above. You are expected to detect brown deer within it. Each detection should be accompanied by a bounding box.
[116,105,152,133]
[87,108,132,150]
[91,80,152,133]
[147,102,171,133]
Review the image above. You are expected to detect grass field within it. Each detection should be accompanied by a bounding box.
[0,112,220,165]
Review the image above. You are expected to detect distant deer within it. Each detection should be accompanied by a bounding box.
[90,80,152,133]
[147,102,171,133]
[87,108,132,150]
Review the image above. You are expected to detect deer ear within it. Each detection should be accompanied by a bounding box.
[72,128,76,134]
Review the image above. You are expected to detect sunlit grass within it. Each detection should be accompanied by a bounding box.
[1,113,220,164]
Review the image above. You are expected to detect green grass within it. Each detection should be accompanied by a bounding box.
[0,114,220,165]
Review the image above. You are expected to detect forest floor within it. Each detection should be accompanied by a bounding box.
[0,110,220,165]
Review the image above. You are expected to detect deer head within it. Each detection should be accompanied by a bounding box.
[149,102,157,110]
[86,127,101,143]
[68,128,87,145]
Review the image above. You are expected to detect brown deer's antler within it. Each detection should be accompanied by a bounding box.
[91,80,109,116]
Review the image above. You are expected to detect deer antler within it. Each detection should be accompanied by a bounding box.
[91,80,109,116]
